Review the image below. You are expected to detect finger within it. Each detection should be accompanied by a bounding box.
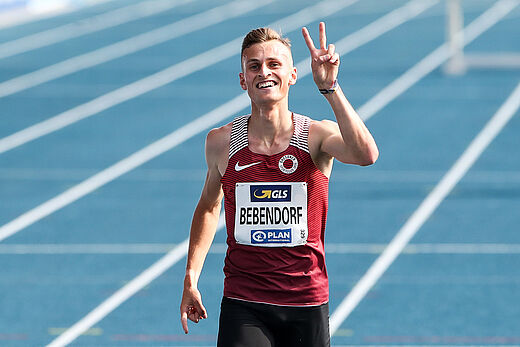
[196,301,208,319]
[188,305,201,322]
[181,312,189,334]
[301,27,316,52]
[327,43,335,56]
[329,53,340,64]
[317,54,331,64]
[188,311,200,323]
[319,22,326,50]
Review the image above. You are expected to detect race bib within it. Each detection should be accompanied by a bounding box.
[234,182,308,247]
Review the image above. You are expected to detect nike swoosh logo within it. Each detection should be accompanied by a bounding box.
[235,161,262,171]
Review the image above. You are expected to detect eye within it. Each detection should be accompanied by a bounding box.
[249,64,259,70]
[270,62,280,68]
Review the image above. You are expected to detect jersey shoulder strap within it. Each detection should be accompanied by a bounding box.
[289,113,311,154]
[229,115,250,159]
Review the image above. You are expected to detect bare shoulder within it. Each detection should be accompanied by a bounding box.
[308,119,339,152]
[308,119,338,178]
[206,122,232,175]
[206,122,232,155]
[310,119,339,135]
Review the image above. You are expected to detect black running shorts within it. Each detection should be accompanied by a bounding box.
[217,296,330,347]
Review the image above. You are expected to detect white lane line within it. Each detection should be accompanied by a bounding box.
[0,0,115,30]
[329,68,520,338]
[326,243,520,255]
[3,243,520,255]
[0,243,176,254]
[45,216,225,347]
[0,0,428,243]
[0,168,206,181]
[359,0,520,121]
[0,0,356,155]
[0,0,269,99]
[2,168,520,183]
[0,0,194,60]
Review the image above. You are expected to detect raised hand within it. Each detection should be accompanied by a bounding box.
[302,22,339,90]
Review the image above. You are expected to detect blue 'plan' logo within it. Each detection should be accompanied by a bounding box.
[251,229,292,244]
[250,185,291,202]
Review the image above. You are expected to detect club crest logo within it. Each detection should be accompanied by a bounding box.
[278,154,298,174]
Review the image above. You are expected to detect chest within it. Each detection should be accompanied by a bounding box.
[225,147,305,181]
[247,134,293,157]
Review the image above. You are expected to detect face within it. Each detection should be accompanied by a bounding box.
[239,40,297,106]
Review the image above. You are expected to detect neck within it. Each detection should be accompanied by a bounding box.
[249,101,292,141]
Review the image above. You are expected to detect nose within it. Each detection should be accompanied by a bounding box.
[258,63,272,78]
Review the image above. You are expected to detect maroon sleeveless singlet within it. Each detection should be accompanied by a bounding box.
[220,113,329,306]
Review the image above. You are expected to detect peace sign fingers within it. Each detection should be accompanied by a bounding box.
[319,21,327,50]
[302,26,316,55]
[302,22,328,55]
[301,22,339,90]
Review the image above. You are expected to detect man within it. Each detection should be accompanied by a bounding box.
[180,22,378,346]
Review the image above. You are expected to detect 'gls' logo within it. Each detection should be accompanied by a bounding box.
[250,185,291,202]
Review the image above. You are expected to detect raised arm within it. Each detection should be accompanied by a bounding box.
[302,22,378,168]
[180,126,228,334]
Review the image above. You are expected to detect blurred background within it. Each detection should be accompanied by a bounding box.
[0,0,519,346]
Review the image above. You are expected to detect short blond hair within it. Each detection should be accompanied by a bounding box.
[241,27,291,58]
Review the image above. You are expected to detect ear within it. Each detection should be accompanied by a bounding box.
[239,72,247,90]
[289,67,297,85]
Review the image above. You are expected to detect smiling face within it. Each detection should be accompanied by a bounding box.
[239,40,297,107]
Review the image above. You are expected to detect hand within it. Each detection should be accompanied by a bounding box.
[302,22,340,90]
[180,286,207,334]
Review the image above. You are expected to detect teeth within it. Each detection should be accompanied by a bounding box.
[257,81,275,89]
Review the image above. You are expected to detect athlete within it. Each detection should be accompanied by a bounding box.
[180,22,378,346]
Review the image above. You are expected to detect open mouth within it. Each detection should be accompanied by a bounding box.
[256,80,278,89]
